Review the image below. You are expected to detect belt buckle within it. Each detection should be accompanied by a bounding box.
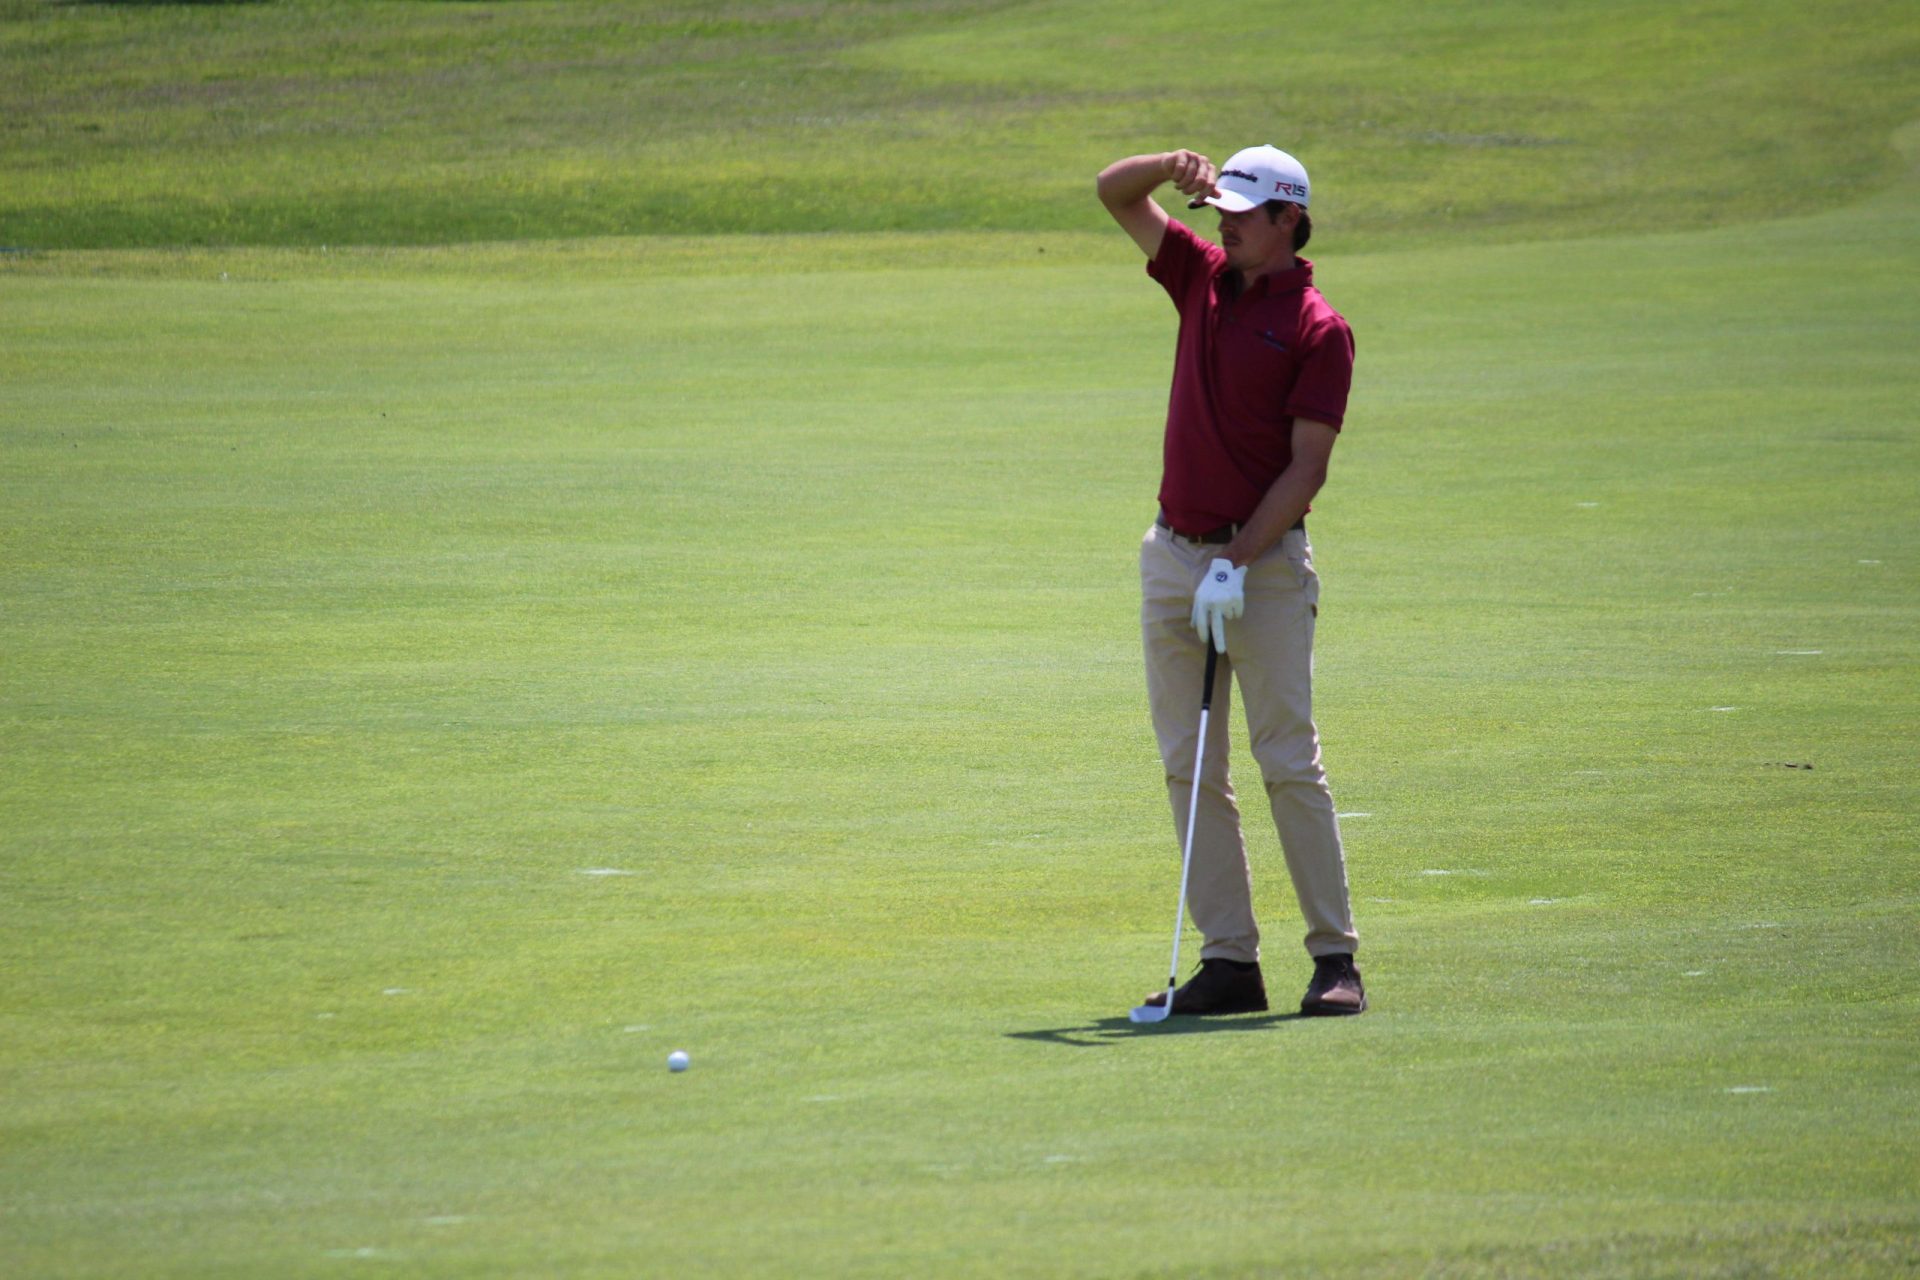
[1158,512,1237,545]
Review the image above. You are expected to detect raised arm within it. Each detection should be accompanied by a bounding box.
[1096,150,1219,258]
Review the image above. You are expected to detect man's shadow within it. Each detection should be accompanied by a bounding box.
[1007,1013,1302,1048]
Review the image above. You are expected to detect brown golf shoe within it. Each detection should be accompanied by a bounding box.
[1300,953,1367,1016]
[1142,958,1269,1016]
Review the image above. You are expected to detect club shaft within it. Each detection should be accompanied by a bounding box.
[1164,643,1220,996]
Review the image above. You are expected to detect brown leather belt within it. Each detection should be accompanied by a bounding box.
[1156,511,1303,544]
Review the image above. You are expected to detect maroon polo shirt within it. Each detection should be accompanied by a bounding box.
[1147,218,1355,534]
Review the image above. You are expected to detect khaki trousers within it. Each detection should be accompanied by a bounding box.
[1141,520,1358,963]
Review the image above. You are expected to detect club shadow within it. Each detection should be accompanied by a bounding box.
[1007,1012,1303,1047]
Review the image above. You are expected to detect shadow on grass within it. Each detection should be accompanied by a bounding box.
[1008,1013,1302,1047]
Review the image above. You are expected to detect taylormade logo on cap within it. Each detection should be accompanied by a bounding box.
[1189,145,1311,212]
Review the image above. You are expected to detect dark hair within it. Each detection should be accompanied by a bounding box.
[1263,200,1312,251]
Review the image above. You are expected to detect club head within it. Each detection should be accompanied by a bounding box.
[1128,1004,1170,1024]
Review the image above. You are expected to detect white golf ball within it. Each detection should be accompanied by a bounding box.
[667,1050,689,1073]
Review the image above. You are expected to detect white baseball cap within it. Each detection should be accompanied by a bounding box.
[1188,144,1311,211]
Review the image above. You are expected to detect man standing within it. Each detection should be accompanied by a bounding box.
[1097,144,1365,1017]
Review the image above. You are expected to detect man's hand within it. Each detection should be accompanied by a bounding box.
[1163,150,1218,204]
[1191,557,1247,654]
[1098,149,1217,258]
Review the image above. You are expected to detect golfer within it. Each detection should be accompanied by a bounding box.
[1098,144,1365,1016]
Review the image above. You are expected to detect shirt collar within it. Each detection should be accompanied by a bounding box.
[1242,257,1312,299]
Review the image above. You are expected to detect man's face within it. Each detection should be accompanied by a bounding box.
[1217,204,1295,274]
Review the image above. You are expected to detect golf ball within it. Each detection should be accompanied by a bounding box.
[667,1050,690,1073]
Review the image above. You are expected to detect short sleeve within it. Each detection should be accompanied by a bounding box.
[1284,316,1355,431]
[1145,218,1224,304]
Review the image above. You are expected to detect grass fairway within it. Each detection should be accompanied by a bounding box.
[5,0,1917,248]
[5,2,1920,1277]
[6,189,1919,1274]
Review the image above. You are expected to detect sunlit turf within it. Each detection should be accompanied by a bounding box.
[4,0,1918,1271]
[2,0,1916,249]
[3,169,1917,1273]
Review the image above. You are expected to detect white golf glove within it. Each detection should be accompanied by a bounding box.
[1191,557,1247,654]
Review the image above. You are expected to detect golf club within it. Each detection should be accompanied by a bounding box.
[1130,636,1221,1023]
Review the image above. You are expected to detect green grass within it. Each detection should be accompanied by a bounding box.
[4,2,1920,1276]
[5,187,1918,1276]
[3,0,1917,249]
